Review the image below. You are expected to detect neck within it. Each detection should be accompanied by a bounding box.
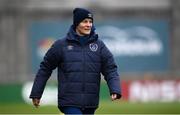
[75,29,87,36]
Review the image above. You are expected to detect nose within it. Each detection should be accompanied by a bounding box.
[86,21,92,27]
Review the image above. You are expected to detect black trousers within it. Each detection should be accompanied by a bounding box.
[58,106,96,115]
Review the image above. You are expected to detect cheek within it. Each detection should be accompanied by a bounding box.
[78,26,84,31]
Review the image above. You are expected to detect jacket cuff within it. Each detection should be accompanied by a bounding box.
[29,95,41,99]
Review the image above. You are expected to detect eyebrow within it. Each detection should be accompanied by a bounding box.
[83,19,92,22]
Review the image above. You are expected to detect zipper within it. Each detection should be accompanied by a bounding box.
[82,45,85,109]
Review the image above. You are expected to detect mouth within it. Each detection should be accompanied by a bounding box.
[83,29,91,34]
[84,28,91,31]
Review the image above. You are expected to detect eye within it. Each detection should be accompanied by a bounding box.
[83,20,88,23]
[89,20,92,23]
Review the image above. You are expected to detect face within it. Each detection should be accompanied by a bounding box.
[76,18,93,36]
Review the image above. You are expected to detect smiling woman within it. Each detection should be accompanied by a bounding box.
[29,7,121,115]
[76,19,93,36]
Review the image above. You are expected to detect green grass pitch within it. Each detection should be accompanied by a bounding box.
[0,100,180,114]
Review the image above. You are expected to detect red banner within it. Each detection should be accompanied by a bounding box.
[121,80,180,102]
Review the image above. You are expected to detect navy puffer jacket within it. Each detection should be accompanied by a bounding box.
[30,25,121,109]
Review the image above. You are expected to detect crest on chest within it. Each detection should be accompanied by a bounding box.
[89,43,98,52]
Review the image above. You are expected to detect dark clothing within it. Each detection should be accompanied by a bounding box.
[78,35,89,45]
[29,25,121,109]
[73,8,93,28]
[58,106,95,115]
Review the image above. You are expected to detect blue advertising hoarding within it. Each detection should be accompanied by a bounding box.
[29,19,170,74]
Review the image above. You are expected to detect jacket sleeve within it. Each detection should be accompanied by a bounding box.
[100,41,121,98]
[29,40,62,99]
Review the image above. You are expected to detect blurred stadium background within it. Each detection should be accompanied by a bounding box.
[0,0,180,114]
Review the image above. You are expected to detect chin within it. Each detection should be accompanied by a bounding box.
[85,33,90,35]
[84,31,91,35]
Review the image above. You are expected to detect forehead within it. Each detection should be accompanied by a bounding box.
[82,18,92,22]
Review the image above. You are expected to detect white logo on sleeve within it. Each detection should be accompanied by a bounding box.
[67,45,74,50]
[89,43,98,52]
